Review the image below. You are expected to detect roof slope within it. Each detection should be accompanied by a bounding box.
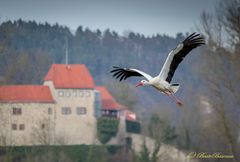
[0,85,54,103]
[44,64,95,89]
[95,86,126,110]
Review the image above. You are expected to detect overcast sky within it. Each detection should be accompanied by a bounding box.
[0,0,216,36]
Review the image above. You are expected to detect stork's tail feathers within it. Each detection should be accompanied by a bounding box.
[170,83,180,93]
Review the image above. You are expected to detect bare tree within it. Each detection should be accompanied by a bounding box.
[30,117,54,145]
[194,0,240,161]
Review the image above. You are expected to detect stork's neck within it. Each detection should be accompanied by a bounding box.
[145,81,151,85]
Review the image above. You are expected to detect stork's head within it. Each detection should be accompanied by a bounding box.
[136,80,148,87]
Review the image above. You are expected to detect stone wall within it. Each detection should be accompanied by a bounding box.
[0,102,55,146]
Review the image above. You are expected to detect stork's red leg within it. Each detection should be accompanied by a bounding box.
[170,94,183,107]
[165,92,183,107]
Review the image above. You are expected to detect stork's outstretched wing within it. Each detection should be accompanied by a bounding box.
[110,66,153,81]
[158,32,205,83]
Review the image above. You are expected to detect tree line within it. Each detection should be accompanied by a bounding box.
[0,19,184,85]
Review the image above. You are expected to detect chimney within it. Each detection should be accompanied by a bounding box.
[65,37,69,66]
[66,65,71,70]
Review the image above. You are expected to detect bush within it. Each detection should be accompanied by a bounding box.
[0,145,122,162]
[97,117,120,144]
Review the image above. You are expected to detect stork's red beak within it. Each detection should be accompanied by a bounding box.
[136,82,143,87]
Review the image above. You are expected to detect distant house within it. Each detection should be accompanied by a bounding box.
[95,86,125,118]
[95,86,136,121]
[0,64,136,146]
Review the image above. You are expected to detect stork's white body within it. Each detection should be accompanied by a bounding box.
[149,77,169,92]
[146,77,179,94]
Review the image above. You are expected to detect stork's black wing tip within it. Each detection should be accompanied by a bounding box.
[110,66,124,81]
[110,66,121,73]
[184,32,205,46]
[110,66,143,82]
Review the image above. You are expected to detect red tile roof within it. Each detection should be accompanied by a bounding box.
[0,85,54,103]
[95,86,126,110]
[44,64,95,89]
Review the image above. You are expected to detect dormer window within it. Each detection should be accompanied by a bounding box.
[85,91,91,97]
[58,91,64,97]
[79,91,84,97]
[73,90,77,97]
[66,91,71,97]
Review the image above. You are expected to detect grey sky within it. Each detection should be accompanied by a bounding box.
[0,0,216,36]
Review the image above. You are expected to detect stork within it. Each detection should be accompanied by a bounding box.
[110,33,205,106]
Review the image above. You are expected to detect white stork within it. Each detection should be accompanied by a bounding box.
[110,33,205,106]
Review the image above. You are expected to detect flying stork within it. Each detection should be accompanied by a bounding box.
[110,33,205,106]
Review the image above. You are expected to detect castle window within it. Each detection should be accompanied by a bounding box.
[12,124,17,130]
[19,124,25,130]
[62,107,71,115]
[12,108,22,115]
[73,90,77,97]
[48,107,52,115]
[58,91,64,97]
[85,91,91,97]
[79,91,84,97]
[41,124,45,129]
[66,91,71,97]
[76,107,87,115]
[102,110,106,115]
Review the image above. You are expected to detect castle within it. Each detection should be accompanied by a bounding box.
[0,64,136,146]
